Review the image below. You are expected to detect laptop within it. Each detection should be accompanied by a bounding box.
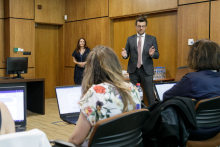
[0,86,26,132]
[154,82,177,101]
[55,85,82,124]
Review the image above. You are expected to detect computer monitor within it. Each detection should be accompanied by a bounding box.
[0,86,26,128]
[6,57,28,79]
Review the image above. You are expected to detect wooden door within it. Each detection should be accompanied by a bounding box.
[35,24,60,98]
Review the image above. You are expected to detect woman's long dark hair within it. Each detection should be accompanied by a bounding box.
[75,38,88,53]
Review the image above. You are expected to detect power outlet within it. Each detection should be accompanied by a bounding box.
[23,52,31,55]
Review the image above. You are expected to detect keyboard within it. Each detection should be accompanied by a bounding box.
[16,127,26,132]
[64,117,79,124]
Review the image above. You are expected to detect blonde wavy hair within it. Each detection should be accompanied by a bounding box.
[81,45,136,112]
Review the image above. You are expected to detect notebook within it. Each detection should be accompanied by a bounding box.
[154,82,177,101]
[0,86,26,132]
[55,85,82,125]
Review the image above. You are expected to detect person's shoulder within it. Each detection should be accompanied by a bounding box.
[145,34,156,39]
[72,49,77,54]
[89,83,110,94]
[0,101,6,107]
[86,48,90,51]
[128,34,137,39]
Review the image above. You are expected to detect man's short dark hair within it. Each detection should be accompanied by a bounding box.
[135,16,148,26]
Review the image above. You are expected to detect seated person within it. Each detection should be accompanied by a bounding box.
[163,39,220,140]
[0,102,15,135]
[68,45,141,146]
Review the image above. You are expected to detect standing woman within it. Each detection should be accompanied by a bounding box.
[72,38,90,85]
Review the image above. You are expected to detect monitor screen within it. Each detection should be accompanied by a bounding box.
[0,86,26,126]
[154,82,177,101]
[6,57,28,79]
[55,86,81,114]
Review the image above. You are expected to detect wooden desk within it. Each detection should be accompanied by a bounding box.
[0,78,45,114]
[124,77,174,83]
[153,78,175,83]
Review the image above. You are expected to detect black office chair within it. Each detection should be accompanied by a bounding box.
[51,109,149,147]
[187,96,220,147]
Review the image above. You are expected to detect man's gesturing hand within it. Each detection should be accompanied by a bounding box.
[121,48,127,58]
[149,46,155,56]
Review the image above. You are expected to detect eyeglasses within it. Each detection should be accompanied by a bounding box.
[137,25,146,28]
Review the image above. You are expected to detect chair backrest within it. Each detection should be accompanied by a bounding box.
[195,96,220,128]
[88,109,149,147]
[0,129,51,147]
[174,66,194,81]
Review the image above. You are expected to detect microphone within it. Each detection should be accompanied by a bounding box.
[2,61,6,63]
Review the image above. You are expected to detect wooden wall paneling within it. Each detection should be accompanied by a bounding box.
[86,17,110,49]
[0,0,4,18]
[0,19,4,67]
[210,1,220,44]
[4,19,9,61]
[8,19,35,67]
[58,25,65,86]
[146,11,177,78]
[64,21,87,67]
[5,0,34,19]
[35,0,65,24]
[0,69,5,78]
[109,0,177,18]
[22,68,35,78]
[113,17,136,70]
[177,2,209,67]
[86,0,108,19]
[35,24,60,98]
[179,0,209,5]
[113,12,178,78]
[4,19,35,77]
[65,0,86,22]
[0,19,5,77]
[109,19,114,49]
[64,67,75,85]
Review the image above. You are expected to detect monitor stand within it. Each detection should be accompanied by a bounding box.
[12,71,24,79]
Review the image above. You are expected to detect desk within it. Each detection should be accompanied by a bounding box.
[0,78,45,114]
[124,77,175,83]
[153,78,175,83]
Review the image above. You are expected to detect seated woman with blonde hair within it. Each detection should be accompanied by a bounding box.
[0,102,15,135]
[69,45,141,146]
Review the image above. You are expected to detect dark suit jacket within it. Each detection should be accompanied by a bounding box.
[124,34,159,75]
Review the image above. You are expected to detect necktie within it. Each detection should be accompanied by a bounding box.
[137,36,142,68]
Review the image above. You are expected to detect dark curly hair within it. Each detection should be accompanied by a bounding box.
[187,39,220,70]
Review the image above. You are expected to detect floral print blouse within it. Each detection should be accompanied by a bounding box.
[78,82,141,142]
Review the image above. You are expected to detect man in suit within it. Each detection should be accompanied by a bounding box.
[121,16,159,105]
